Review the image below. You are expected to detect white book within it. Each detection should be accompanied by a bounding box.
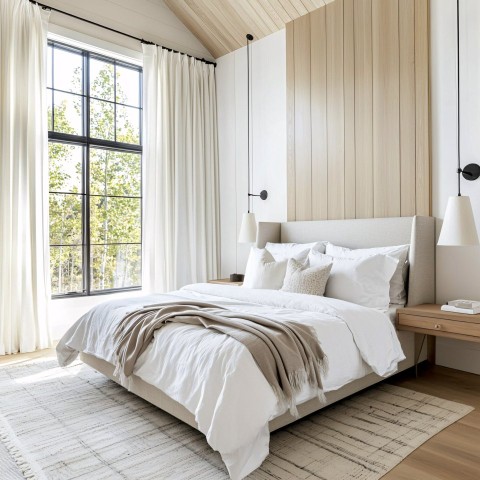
[448,299,480,309]
[441,304,480,315]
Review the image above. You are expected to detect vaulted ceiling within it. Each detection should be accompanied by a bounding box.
[164,0,331,59]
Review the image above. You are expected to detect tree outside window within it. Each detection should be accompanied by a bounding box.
[47,42,142,296]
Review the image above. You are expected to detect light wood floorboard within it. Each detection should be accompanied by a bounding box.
[386,365,480,480]
[0,348,57,366]
[0,351,478,478]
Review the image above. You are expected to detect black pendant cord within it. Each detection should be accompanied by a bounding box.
[457,0,462,196]
[29,0,216,67]
[454,0,480,188]
[245,33,268,208]
[247,34,253,213]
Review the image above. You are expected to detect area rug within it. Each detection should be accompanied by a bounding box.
[0,359,473,480]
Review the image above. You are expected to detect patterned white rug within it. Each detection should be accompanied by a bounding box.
[0,358,473,480]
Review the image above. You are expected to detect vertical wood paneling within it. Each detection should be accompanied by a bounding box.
[286,0,430,221]
[415,0,431,216]
[286,22,296,220]
[354,0,373,219]
[293,14,312,220]
[372,0,400,218]
[326,0,345,219]
[399,0,417,216]
[343,0,356,219]
[310,7,328,220]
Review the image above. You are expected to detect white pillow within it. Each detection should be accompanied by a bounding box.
[265,241,326,263]
[281,258,332,296]
[325,243,409,305]
[243,247,288,289]
[309,251,399,311]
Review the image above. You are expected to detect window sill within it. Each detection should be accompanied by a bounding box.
[51,286,141,300]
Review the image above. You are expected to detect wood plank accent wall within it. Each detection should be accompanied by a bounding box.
[286,0,430,221]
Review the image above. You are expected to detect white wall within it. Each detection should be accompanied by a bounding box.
[431,0,480,374]
[50,291,140,340]
[216,30,287,277]
[215,2,480,375]
[44,0,213,61]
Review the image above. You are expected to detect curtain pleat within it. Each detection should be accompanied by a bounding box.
[0,0,51,354]
[142,46,219,292]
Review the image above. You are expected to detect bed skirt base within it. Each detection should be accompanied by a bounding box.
[80,352,198,429]
[80,330,415,433]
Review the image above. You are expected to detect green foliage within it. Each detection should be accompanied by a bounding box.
[49,60,141,294]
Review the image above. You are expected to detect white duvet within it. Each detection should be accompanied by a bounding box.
[56,283,405,480]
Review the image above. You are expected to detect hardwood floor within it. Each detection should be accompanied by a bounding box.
[1,351,479,478]
[386,364,480,480]
[0,347,56,366]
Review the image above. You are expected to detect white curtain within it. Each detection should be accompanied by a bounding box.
[142,46,220,292]
[0,0,51,354]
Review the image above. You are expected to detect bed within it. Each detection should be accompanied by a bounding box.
[56,215,435,480]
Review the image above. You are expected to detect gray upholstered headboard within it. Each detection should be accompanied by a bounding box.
[256,216,435,307]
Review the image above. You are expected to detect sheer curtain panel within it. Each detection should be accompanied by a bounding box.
[142,46,219,292]
[0,0,51,354]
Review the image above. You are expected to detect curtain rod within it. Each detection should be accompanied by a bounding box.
[29,0,216,67]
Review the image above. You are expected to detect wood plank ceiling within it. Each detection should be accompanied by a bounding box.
[164,0,332,58]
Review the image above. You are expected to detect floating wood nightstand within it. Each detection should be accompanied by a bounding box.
[207,278,243,286]
[397,304,480,374]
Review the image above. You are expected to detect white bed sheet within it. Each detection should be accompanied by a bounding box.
[56,283,405,480]
[387,304,402,324]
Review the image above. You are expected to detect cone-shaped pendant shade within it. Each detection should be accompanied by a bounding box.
[438,196,479,246]
[238,212,257,243]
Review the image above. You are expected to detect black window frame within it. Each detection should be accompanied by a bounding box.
[48,40,143,299]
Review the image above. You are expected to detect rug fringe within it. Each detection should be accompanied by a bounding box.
[0,414,45,480]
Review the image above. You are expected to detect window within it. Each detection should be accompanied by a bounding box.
[47,41,142,297]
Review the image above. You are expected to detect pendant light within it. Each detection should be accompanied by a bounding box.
[438,0,480,246]
[238,33,268,244]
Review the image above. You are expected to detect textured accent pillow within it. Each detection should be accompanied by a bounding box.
[281,258,332,296]
[243,247,288,289]
[309,251,399,311]
[265,241,326,263]
[325,243,409,305]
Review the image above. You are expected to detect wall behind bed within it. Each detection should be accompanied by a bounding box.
[216,0,431,273]
[216,30,288,276]
[286,0,430,221]
[216,0,480,374]
[432,0,480,375]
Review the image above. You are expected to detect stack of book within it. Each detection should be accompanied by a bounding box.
[441,300,480,315]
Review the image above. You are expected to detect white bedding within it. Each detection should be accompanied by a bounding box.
[56,283,405,480]
[387,304,401,324]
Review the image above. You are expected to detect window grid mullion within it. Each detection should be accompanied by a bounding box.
[47,85,141,109]
[84,49,91,296]
[50,191,141,200]
[51,47,55,132]
[48,131,142,152]
[139,68,143,276]
[114,62,117,143]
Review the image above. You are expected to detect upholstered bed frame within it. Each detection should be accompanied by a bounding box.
[257,216,435,308]
[81,215,435,433]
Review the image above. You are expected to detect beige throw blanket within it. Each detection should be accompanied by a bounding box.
[112,301,327,416]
